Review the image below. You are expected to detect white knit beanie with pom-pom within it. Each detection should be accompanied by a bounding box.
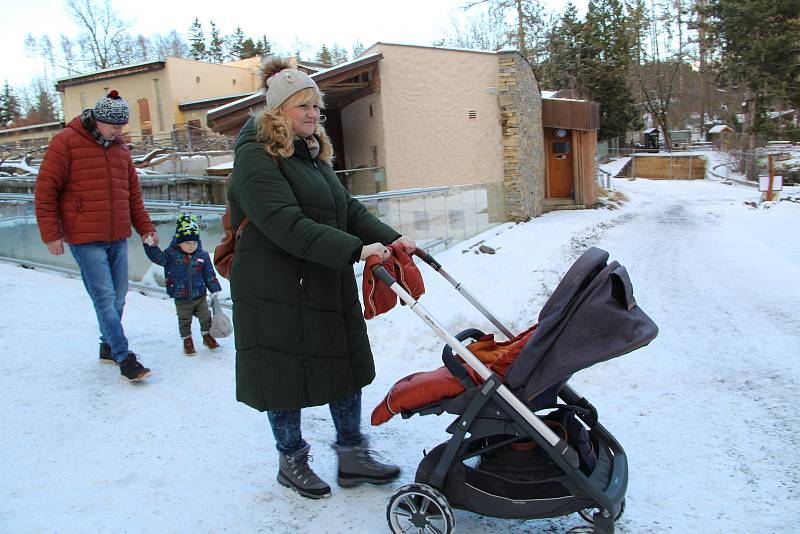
[261,58,319,112]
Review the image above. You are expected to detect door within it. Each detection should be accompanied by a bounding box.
[137,99,152,142]
[546,128,575,198]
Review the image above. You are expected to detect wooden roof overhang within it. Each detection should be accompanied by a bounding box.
[207,53,383,136]
[542,97,600,131]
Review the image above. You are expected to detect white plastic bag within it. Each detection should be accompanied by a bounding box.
[209,294,233,338]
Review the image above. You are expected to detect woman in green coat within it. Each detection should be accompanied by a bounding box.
[228,58,415,499]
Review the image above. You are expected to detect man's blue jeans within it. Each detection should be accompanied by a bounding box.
[69,240,129,363]
[267,391,364,456]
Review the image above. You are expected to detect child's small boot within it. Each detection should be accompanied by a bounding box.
[183,336,197,356]
[202,332,219,349]
[277,443,331,499]
[332,439,400,487]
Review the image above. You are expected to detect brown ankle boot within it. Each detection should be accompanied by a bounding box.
[202,333,219,349]
[183,337,197,356]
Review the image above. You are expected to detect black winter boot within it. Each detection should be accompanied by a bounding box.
[332,440,400,487]
[277,443,331,499]
[120,352,151,382]
[99,342,116,364]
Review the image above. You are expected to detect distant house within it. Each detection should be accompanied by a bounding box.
[706,124,733,138]
[0,121,64,153]
[55,57,262,143]
[207,43,601,220]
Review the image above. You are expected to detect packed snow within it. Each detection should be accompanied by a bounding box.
[1,171,799,533]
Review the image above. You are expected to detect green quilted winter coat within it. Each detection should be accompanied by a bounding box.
[227,116,400,411]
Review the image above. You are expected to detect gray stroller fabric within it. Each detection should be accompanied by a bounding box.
[505,247,658,401]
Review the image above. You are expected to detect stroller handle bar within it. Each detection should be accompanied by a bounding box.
[369,252,563,449]
[412,249,515,339]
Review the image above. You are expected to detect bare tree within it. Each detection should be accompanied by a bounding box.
[462,0,548,60]
[152,30,188,60]
[630,0,689,150]
[60,34,80,76]
[65,0,135,70]
[438,4,507,51]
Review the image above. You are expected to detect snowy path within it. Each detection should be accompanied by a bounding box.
[580,179,800,533]
[1,176,798,533]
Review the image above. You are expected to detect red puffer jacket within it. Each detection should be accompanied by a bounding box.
[35,115,154,245]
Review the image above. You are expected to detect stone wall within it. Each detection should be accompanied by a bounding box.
[497,51,545,221]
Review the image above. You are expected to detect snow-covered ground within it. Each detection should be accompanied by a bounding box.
[2,171,799,533]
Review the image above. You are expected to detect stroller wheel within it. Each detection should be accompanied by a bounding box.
[386,483,455,534]
[578,498,625,524]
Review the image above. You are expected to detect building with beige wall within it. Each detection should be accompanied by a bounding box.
[0,121,64,153]
[345,44,505,191]
[208,44,600,221]
[56,57,257,141]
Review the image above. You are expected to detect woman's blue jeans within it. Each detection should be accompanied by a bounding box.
[68,240,129,362]
[267,390,364,456]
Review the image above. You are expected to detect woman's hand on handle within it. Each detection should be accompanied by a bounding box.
[360,242,392,262]
[391,235,416,254]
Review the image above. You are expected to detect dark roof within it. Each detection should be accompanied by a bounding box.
[178,92,256,111]
[542,97,599,131]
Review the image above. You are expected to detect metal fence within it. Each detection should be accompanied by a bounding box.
[710,148,799,185]
[0,182,507,282]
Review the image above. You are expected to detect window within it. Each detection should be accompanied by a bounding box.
[553,142,571,154]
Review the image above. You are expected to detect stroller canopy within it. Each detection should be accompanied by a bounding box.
[505,247,658,401]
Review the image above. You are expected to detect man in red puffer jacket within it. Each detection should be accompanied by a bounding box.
[35,90,158,383]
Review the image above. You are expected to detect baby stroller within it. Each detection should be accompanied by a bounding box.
[369,247,658,534]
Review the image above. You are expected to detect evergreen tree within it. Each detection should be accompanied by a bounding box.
[581,0,639,140]
[188,17,207,61]
[255,35,272,58]
[700,0,800,137]
[227,27,246,60]
[208,21,225,63]
[316,44,332,65]
[240,38,258,59]
[538,2,584,91]
[16,80,59,126]
[0,81,22,127]
[330,44,349,65]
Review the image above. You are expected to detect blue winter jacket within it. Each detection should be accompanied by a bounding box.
[144,238,222,301]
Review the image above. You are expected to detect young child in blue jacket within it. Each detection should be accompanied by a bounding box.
[144,213,223,356]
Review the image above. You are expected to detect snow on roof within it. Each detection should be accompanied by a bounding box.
[178,92,255,107]
[708,124,733,134]
[0,121,63,135]
[365,42,497,56]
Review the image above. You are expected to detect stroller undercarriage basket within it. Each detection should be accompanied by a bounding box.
[372,247,658,534]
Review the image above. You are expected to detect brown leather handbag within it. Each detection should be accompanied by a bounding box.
[213,207,249,279]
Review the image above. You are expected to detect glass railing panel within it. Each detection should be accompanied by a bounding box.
[1,182,506,282]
